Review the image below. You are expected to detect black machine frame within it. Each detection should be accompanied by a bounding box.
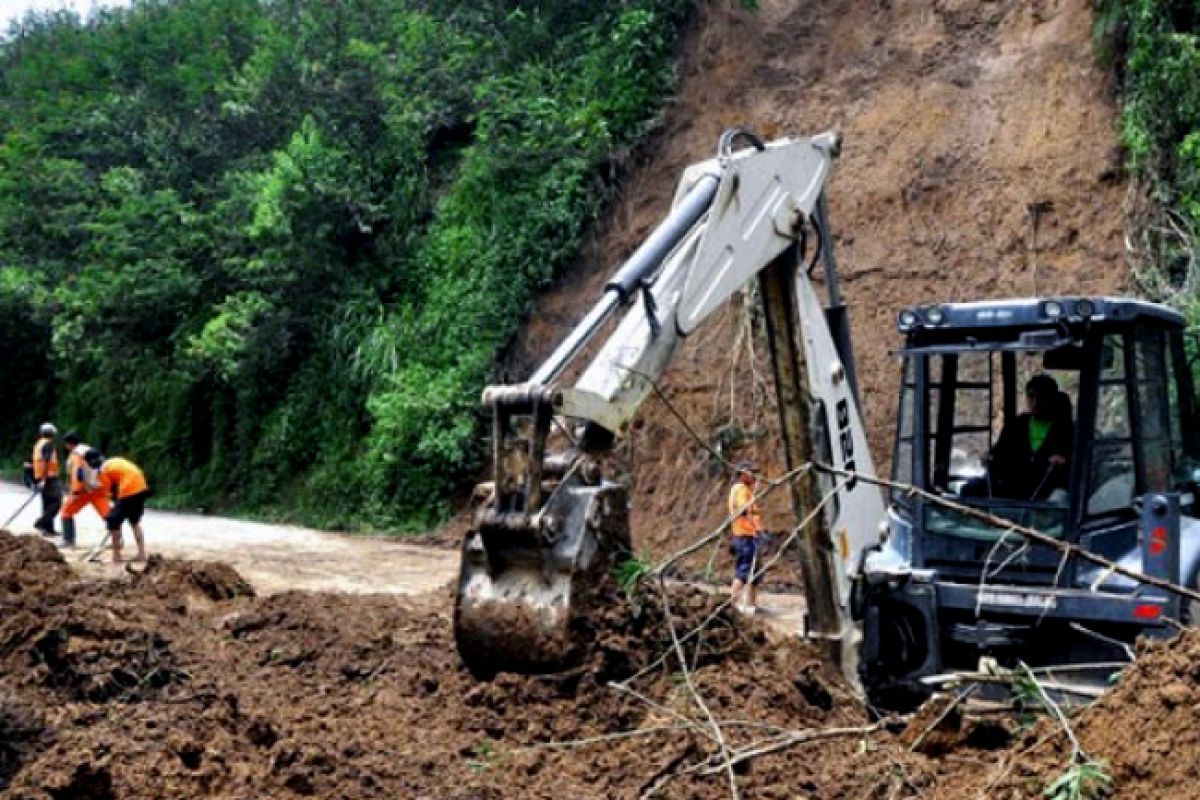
[859,297,1200,705]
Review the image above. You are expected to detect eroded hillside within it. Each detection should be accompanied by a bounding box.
[508,0,1128,560]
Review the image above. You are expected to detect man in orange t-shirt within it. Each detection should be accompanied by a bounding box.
[86,451,150,563]
[727,462,764,614]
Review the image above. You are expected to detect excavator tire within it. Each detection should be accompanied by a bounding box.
[453,483,631,678]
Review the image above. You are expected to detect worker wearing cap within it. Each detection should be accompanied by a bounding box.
[29,422,62,537]
[59,432,111,548]
[728,463,764,614]
[87,451,149,563]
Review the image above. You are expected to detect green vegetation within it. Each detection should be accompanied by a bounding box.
[1096,0,1200,322]
[1044,761,1113,800]
[1012,664,1113,800]
[0,0,690,528]
[1097,1,1200,224]
[615,552,655,593]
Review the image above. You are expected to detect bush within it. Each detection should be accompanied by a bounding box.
[1097,0,1200,324]
[0,0,690,529]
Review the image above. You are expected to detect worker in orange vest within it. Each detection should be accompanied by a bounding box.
[59,431,111,548]
[29,422,63,538]
[85,450,150,563]
[728,462,764,615]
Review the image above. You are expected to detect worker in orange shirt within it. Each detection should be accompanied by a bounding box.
[85,450,149,563]
[29,422,63,538]
[728,462,764,615]
[59,431,111,548]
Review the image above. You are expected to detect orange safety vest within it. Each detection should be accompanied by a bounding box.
[728,482,763,537]
[66,445,101,494]
[99,457,149,499]
[31,436,59,481]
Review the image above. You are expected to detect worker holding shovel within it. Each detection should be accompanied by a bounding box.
[59,431,111,548]
[29,422,62,538]
[86,450,149,563]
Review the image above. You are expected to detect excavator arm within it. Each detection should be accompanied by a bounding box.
[454,129,886,678]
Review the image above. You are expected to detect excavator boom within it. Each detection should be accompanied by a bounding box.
[454,130,885,677]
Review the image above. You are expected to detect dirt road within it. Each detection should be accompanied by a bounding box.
[0,481,458,596]
[0,480,807,630]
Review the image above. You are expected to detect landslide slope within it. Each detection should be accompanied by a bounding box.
[507,0,1128,560]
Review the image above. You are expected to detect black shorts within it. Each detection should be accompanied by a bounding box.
[106,490,150,530]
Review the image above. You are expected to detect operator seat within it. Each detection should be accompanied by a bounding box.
[1055,390,1073,428]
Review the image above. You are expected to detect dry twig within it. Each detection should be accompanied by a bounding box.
[693,721,886,775]
[658,577,739,800]
[815,463,1200,604]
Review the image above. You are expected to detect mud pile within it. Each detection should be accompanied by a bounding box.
[4,530,1200,798]
[877,628,1200,799]
[0,532,861,798]
[971,631,1200,799]
[1078,632,1200,796]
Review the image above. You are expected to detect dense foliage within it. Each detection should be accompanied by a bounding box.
[0,0,689,528]
[1097,1,1200,224]
[1097,0,1200,319]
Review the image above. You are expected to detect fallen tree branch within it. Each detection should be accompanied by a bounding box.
[651,463,812,577]
[613,363,741,471]
[512,724,690,753]
[659,577,739,800]
[695,721,887,775]
[622,480,845,687]
[814,463,1200,604]
[607,680,717,744]
[907,686,976,753]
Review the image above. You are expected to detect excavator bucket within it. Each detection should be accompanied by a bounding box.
[454,482,631,677]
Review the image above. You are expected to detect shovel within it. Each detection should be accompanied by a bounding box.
[83,531,111,564]
[2,488,39,530]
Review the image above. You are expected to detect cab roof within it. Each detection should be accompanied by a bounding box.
[897,296,1185,334]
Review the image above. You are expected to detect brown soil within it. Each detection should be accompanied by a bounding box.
[4,530,1200,799]
[502,0,1128,573]
[0,532,864,798]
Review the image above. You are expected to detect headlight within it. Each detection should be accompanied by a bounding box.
[1043,300,1064,319]
[924,306,946,325]
[897,309,919,331]
[1075,298,1095,318]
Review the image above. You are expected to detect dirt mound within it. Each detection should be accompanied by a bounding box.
[0,543,866,798]
[0,699,44,793]
[31,621,183,703]
[3,535,1200,797]
[844,627,1200,800]
[1076,632,1200,797]
[0,531,70,595]
[984,630,1200,799]
[131,555,255,603]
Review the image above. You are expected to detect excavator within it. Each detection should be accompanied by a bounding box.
[453,128,1200,706]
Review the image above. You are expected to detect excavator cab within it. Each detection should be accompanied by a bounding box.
[861,298,1200,706]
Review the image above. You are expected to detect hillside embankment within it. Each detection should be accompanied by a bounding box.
[506,0,1128,566]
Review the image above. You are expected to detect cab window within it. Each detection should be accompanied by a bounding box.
[1087,334,1134,518]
